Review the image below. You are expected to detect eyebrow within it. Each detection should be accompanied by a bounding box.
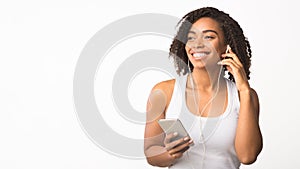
[188,30,218,35]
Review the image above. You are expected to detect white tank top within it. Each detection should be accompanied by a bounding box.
[165,75,241,169]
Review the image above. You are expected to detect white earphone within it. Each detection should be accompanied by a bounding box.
[186,48,226,168]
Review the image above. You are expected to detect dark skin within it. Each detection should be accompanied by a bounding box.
[144,17,262,167]
[144,80,191,167]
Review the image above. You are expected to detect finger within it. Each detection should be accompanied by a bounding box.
[165,135,190,151]
[171,152,183,159]
[164,132,178,145]
[218,58,240,70]
[218,59,240,75]
[167,137,192,154]
[168,144,191,160]
[166,136,189,150]
[164,132,180,150]
[228,45,233,54]
[168,142,190,155]
[170,145,190,159]
[223,45,243,66]
[219,59,248,81]
[221,53,243,67]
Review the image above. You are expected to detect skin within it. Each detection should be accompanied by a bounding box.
[144,17,262,167]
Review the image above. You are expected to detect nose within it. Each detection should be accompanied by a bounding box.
[195,41,205,48]
[191,37,205,49]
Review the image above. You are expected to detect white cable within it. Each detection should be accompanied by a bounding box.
[187,62,223,169]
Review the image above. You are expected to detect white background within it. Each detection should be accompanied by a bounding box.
[1,0,300,168]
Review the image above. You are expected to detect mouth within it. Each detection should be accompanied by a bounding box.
[191,52,210,59]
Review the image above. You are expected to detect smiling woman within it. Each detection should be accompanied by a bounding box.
[185,17,226,72]
[144,7,263,169]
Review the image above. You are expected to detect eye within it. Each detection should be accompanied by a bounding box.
[187,36,196,41]
[204,36,215,40]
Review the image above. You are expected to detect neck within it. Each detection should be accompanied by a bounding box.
[189,66,224,91]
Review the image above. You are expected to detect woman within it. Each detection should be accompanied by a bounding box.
[144,7,262,169]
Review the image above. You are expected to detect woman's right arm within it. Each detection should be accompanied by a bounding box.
[144,80,193,167]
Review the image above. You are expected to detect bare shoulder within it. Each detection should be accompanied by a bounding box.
[150,79,176,105]
[152,79,175,89]
[152,79,175,95]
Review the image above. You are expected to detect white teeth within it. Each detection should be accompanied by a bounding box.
[193,53,207,58]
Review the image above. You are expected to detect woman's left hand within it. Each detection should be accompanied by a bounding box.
[218,46,250,92]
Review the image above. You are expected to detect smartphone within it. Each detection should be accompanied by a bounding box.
[158,119,191,142]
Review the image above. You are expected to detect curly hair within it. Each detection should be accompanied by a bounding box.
[169,7,252,81]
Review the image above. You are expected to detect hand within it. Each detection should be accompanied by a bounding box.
[164,132,194,159]
[218,45,250,92]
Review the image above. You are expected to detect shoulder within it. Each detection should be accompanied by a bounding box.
[151,79,175,98]
[150,79,176,107]
[152,79,175,92]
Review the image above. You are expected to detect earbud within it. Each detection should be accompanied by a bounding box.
[225,44,230,54]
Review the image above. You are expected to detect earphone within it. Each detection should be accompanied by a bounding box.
[186,45,229,169]
[225,44,230,54]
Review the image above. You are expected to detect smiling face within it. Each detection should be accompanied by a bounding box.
[185,17,227,70]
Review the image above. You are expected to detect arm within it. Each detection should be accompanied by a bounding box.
[144,80,193,167]
[220,47,263,164]
[144,117,177,167]
[235,88,263,164]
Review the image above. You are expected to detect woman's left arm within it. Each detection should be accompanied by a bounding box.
[219,46,263,164]
[235,87,262,164]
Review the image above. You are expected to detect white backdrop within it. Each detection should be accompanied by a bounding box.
[1,0,300,168]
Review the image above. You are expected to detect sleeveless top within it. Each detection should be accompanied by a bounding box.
[165,75,241,169]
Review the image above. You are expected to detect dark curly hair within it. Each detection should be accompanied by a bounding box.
[169,7,252,81]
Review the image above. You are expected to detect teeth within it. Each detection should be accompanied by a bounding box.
[193,53,207,58]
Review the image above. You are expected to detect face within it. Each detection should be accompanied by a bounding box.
[185,17,227,69]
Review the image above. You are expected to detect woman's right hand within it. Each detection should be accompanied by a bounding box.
[164,132,194,159]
